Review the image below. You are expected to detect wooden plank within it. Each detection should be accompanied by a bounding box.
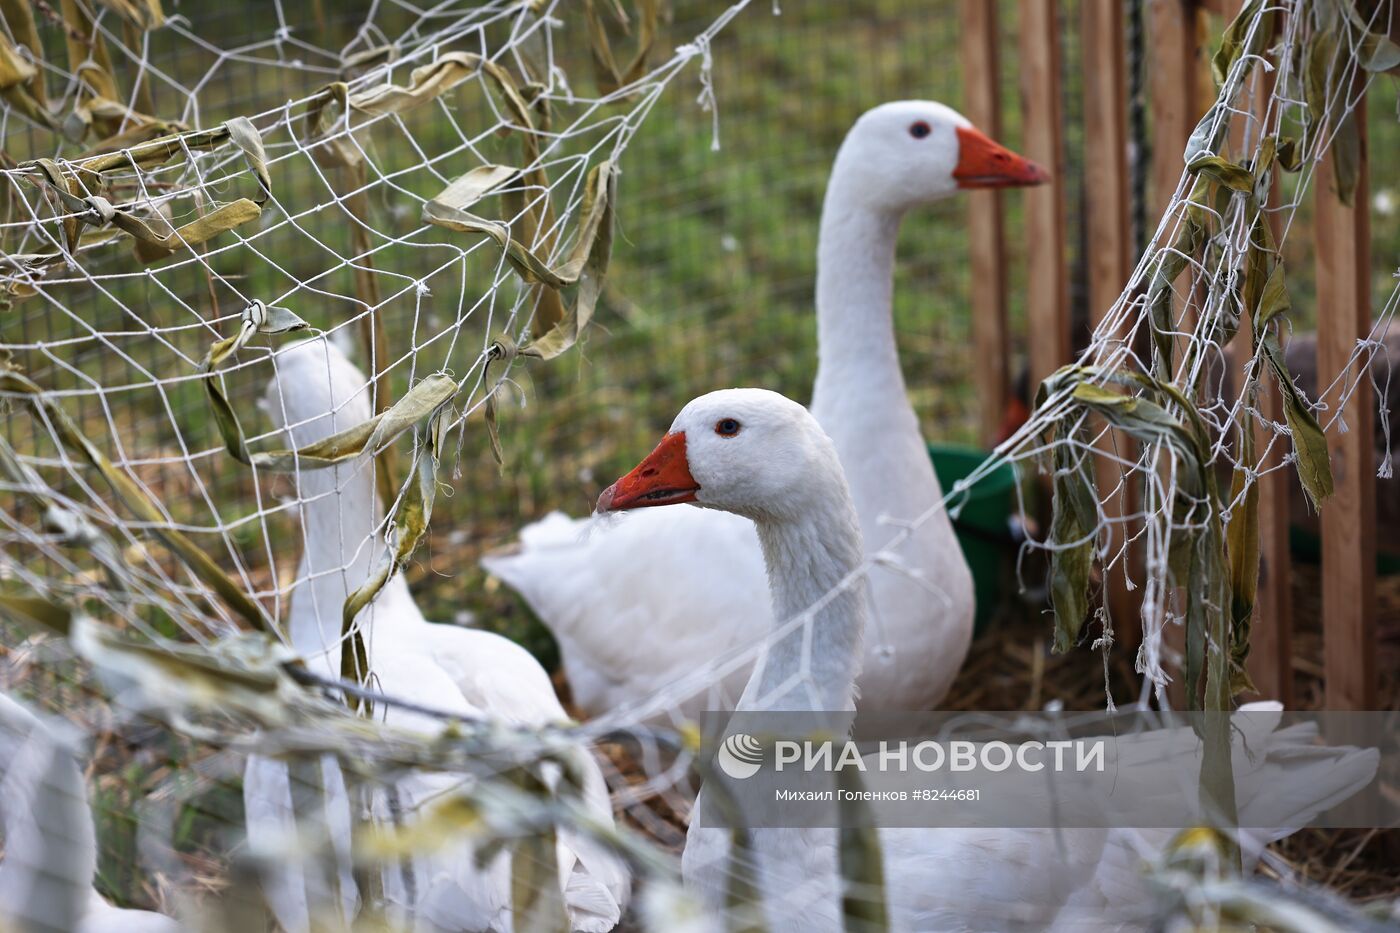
[1147,0,1201,223]
[1018,0,1070,393]
[1147,0,1202,707]
[961,0,1009,448]
[1314,88,1377,711]
[1081,0,1139,649]
[1239,5,1292,705]
[1249,348,1293,703]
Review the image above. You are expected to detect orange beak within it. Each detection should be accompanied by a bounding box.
[596,432,700,513]
[953,126,1051,189]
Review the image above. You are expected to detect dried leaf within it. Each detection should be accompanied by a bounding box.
[1187,154,1255,193]
[25,147,264,263]
[1184,102,1226,167]
[426,164,520,215]
[1262,346,1334,508]
[0,592,74,636]
[1225,421,1259,695]
[584,0,659,94]
[303,53,537,169]
[427,160,617,359]
[72,122,239,173]
[92,0,164,29]
[1211,0,1267,86]
[1304,27,1336,132]
[1046,431,1097,654]
[0,0,46,107]
[224,116,272,203]
[1148,215,1205,379]
[1341,0,1400,72]
[130,197,262,261]
[1329,108,1361,206]
[1241,216,1271,317]
[0,31,37,90]
[338,391,453,696]
[838,768,889,931]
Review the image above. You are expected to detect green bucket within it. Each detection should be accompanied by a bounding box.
[928,444,1019,632]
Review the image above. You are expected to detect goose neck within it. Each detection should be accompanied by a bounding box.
[813,181,904,408]
[741,497,867,713]
[287,459,379,655]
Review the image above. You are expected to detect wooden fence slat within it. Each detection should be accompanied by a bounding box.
[1315,86,1378,711]
[1018,0,1069,393]
[961,0,1009,448]
[1081,0,1139,649]
[1147,0,1200,223]
[1240,4,1292,706]
[1249,348,1294,703]
[1148,0,1203,708]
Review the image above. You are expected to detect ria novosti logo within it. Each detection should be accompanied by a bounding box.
[715,732,1109,780]
[717,733,764,779]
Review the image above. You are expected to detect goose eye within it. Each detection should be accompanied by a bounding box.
[715,418,741,437]
[909,121,931,139]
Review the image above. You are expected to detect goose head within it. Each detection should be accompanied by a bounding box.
[596,388,847,524]
[832,100,1049,212]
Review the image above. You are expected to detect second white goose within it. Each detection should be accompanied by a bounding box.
[484,101,1050,719]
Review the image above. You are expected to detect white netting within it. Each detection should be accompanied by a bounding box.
[0,0,1395,929]
[1,0,749,646]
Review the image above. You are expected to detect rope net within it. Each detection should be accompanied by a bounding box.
[0,0,1393,928]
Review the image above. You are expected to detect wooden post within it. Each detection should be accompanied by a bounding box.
[1019,0,1070,393]
[1147,0,1202,225]
[1315,90,1377,711]
[961,0,1009,448]
[1081,0,1139,647]
[1148,0,1203,707]
[1248,337,1294,704]
[1238,4,1293,705]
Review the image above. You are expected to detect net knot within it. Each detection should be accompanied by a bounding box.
[242,299,269,329]
[677,33,720,151]
[234,300,268,351]
[487,333,521,366]
[81,196,116,225]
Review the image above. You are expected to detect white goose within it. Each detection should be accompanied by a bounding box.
[597,388,1379,932]
[484,101,1048,718]
[0,692,181,933]
[243,338,629,931]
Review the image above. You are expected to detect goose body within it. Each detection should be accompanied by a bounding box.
[0,693,181,933]
[599,388,1380,932]
[485,101,1050,719]
[243,338,628,932]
